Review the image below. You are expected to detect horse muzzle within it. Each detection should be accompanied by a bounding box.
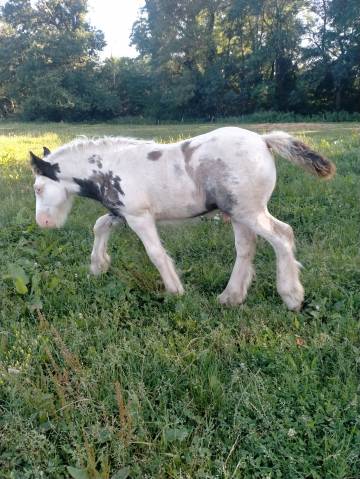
[36,212,57,229]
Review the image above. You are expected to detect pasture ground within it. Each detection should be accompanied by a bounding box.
[0,121,359,479]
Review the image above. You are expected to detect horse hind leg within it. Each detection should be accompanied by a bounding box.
[218,220,256,305]
[243,211,304,311]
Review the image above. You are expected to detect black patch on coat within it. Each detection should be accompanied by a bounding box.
[147,150,163,161]
[30,151,60,181]
[88,154,103,169]
[73,170,125,214]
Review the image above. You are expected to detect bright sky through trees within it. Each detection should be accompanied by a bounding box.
[0,0,144,57]
[87,0,144,58]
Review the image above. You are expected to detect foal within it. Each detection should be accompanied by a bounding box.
[31,127,335,310]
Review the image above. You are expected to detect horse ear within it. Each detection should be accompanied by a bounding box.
[30,151,42,174]
[43,146,51,157]
[30,151,60,181]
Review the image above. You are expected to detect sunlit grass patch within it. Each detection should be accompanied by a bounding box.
[0,133,61,163]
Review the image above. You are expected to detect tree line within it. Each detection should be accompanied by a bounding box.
[0,0,359,121]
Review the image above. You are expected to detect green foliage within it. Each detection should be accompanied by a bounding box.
[302,0,360,112]
[0,0,106,121]
[0,121,359,478]
[1,0,360,120]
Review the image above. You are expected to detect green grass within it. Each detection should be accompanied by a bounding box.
[0,121,359,479]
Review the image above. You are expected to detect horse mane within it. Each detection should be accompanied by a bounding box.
[51,136,156,159]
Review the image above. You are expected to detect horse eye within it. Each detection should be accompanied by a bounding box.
[34,186,42,195]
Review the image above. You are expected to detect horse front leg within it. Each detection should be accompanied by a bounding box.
[125,211,184,295]
[90,214,122,275]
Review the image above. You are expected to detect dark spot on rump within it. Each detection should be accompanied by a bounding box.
[147,150,163,161]
[73,170,125,213]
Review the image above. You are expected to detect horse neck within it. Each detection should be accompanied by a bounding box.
[53,138,150,183]
[54,145,106,182]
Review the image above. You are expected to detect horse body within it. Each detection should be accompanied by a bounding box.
[30,127,335,310]
[48,128,276,221]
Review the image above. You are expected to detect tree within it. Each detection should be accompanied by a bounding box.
[1,0,359,120]
[302,0,360,111]
[100,57,153,117]
[0,0,107,119]
[131,0,227,118]
[131,0,305,117]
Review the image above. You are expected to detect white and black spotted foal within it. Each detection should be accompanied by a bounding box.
[31,127,335,310]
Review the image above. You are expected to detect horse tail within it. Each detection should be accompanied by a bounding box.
[262,131,336,180]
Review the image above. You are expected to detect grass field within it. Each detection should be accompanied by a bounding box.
[0,121,359,479]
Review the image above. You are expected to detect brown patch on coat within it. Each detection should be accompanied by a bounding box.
[183,151,237,214]
[181,140,202,186]
[181,141,237,214]
[181,140,201,164]
[147,150,163,161]
[199,158,237,214]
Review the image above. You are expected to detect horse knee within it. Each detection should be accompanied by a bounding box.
[93,215,112,235]
[146,244,166,265]
[271,220,295,251]
[283,223,295,245]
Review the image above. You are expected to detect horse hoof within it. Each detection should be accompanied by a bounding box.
[218,290,245,306]
[166,284,184,295]
[280,287,304,312]
[90,261,110,276]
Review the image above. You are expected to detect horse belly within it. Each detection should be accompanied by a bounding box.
[151,184,206,220]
